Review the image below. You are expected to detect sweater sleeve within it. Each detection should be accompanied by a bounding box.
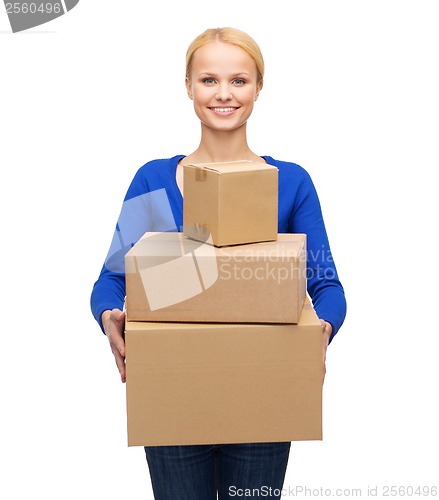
[90,265,126,333]
[288,170,346,343]
[90,166,155,333]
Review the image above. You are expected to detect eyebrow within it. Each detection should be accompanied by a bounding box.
[197,72,251,78]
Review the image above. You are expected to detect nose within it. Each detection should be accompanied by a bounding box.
[215,84,232,102]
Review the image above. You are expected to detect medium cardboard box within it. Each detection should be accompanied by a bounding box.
[125,297,323,446]
[183,161,278,247]
[125,232,306,324]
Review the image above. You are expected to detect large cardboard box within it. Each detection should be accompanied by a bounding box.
[125,232,306,324]
[125,297,323,446]
[183,161,278,247]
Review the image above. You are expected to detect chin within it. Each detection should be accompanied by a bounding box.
[202,117,248,132]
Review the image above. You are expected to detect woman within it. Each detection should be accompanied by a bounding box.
[91,27,346,500]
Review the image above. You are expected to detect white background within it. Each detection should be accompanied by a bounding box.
[1,1,438,498]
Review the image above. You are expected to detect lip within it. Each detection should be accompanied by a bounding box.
[208,106,240,116]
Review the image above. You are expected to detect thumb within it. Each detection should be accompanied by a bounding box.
[112,309,126,323]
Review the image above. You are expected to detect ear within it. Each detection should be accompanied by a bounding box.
[186,77,193,100]
[254,80,263,101]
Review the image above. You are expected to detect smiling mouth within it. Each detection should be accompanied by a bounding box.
[209,107,240,113]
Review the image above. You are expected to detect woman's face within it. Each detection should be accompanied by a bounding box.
[186,41,262,132]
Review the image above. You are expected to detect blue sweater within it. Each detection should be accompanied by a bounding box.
[90,155,346,342]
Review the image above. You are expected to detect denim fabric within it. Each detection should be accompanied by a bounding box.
[144,441,291,499]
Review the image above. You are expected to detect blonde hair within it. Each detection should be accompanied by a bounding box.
[186,27,264,84]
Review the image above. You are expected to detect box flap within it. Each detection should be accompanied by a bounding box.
[186,161,278,174]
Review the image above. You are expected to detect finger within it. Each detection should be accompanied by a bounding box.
[115,354,126,383]
[112,346,126,382]
[112,334,126,357]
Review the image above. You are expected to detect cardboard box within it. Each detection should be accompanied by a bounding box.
[125,297,323,446]
[183,161,278,247]
[125,232,306,324]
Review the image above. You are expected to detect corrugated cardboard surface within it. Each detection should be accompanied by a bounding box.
[183,161,278,247]
[125,232,306,324]
[125,298,322,447]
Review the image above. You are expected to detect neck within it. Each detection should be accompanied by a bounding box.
[187,123,259,164]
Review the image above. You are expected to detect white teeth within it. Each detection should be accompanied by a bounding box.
[212,107,236,113]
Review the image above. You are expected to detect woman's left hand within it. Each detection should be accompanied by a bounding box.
[320,319,333,384]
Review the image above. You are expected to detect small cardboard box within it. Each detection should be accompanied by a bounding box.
[183,161,278,247]
[125,297,323,446]
[125,232,306,324]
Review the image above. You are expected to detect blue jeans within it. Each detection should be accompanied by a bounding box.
[144,442,291,499]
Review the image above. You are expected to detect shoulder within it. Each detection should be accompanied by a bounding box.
[125,155,185,200]
[263,156,314,184]
[135,155,185,176]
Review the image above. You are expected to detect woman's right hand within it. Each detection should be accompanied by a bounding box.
[102,309,126,383]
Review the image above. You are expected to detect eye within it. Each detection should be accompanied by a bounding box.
[202,77,216,84]
[232,78,246,85]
